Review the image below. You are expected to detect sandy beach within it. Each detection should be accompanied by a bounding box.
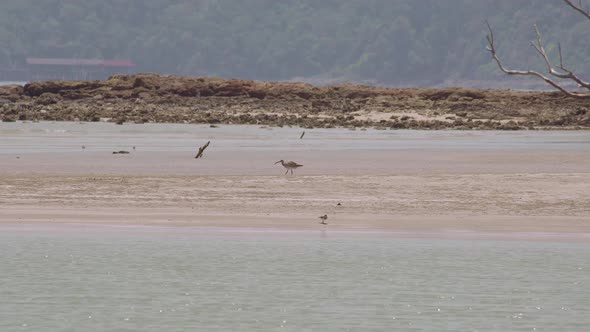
[1,122,588,239]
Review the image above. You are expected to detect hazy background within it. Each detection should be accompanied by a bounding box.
[1,0,589,87]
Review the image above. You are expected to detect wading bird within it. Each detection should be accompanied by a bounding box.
[318,214,328,224]
[274,160,303,175]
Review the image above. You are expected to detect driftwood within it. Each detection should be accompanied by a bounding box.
[195,141,210,159]
[485,0,590,98]
[112,150,130,154]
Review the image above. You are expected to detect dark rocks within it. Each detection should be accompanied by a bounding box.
[0,84,24,102]
[23,80,103,97]
[1,115,16,122]
[0,84,24,97]
[0,73,588,130]
[132,77,148,89]
[35,93,62,105]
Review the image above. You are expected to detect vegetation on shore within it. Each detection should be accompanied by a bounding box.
[1,1,589,86]
[1,74,588,129]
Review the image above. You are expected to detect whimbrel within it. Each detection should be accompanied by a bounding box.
[274,160,303,175]
[318,214,328,224]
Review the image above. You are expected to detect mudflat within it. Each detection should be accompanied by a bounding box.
[1,122,589,239]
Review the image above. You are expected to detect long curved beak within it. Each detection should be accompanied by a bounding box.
[274,160,281,165]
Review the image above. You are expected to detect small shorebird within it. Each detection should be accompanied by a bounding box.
[318,214,328,224]
[274,160,303,175]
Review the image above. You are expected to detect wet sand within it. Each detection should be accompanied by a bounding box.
[1,122,589,239]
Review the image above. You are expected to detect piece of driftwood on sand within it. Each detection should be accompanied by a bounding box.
[195,141,210,159]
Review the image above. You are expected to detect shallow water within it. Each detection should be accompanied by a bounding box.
[0,81,26,86]
[0,121,588,154]
[1,227,589,331]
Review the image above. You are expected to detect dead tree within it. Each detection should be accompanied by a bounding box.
[195,141,210,159]
[486,0,590,98]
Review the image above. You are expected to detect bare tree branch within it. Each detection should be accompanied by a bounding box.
[558,43,565,69]
[485,16,590,98]
[529,25,590,89]
[564,0,590,20]
[530,24,556,74]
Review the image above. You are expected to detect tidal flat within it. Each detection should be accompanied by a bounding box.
[1,121,589,331]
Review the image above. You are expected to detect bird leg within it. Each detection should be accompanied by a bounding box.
[284,169,289,175]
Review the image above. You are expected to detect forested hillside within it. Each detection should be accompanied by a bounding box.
[1,0,588,86]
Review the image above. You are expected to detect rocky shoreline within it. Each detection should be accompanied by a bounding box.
[1,73,589,129]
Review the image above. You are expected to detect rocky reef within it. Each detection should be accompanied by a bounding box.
[1,73,589,129]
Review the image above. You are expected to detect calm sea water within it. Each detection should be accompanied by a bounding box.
[0,81,26,86]
[1,121,589,154]
[1,227,589,331]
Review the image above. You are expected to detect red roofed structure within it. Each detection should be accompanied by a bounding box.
[0,57,135,82]
[26,58,135,67]
[101,59,135,67]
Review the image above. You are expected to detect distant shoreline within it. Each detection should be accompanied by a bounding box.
[0,81,27,86]
[1,73,589,129]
